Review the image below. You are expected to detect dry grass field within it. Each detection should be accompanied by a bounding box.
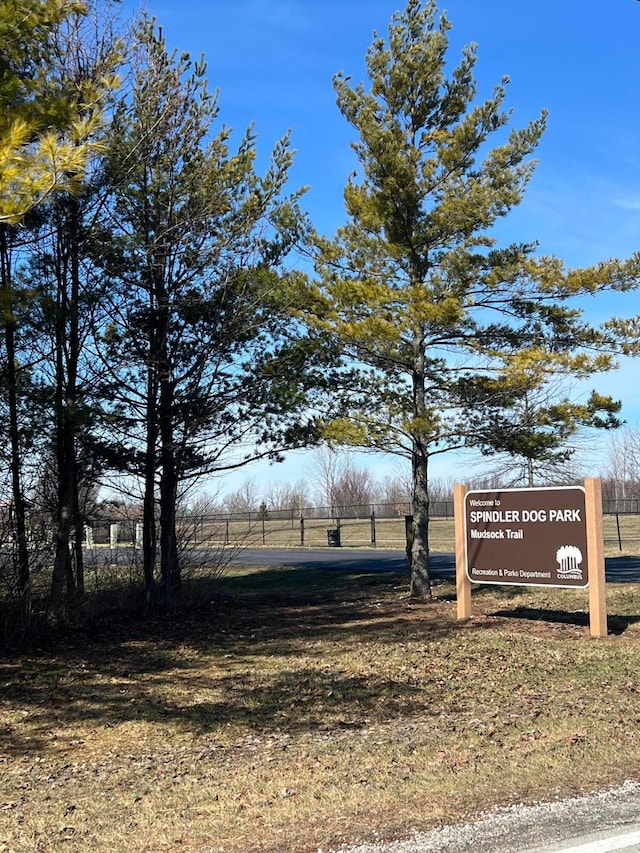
[179,512,640,554]
[1,562,639,852]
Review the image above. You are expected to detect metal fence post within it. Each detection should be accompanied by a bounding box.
[300,514,305,546]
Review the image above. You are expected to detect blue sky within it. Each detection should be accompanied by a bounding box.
[130,0,640,496]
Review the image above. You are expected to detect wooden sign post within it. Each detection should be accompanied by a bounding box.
[454,483,471,620]
[585,477,607,638]
[454,478,607,638]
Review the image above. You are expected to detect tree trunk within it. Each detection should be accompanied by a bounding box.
[527,456,534,488]
[142,366,158,613]
[50,321,76,611]
[73,479,85,597]
[410,441,432,599]
[159,445,179,610]
[409,325,432,599]
[50,457,75,613]
[159,371,180,608]
[142,256,166,614]
[51,197,82,612]
[0,227,31,626]
[69,197,84,597]
[7,334,31,622]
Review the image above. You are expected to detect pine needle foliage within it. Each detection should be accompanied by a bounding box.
[0,0,117,223]
[305,0,640,598]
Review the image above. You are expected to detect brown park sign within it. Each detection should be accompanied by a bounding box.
[464,486,589,588]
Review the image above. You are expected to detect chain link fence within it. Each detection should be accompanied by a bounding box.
[82,500,640,554]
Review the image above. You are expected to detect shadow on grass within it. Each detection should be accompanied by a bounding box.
[491,605,640,635]
[0,641,442,756]
[211,565,408,597]
[0,568,459,755]
[2,564,638,757]
[606,556,640,583]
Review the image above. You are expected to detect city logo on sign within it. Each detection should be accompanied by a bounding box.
[556,544,584,583]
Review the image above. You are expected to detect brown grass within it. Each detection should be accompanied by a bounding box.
[184,513,640,555]
[1,566,639,852]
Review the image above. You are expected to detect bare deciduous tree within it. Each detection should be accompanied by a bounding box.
[330,463,376,518]
[220,480,260,516]
[601,427,640,504]
[263,480,311,513]
[306,447,346,510]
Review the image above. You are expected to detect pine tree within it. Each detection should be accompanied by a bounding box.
[0,0,118,621]
[101,18,325,609]
[307,0,639,598]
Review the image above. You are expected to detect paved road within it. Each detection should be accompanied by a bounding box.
[228,547,640,583]
[88,544,640,584]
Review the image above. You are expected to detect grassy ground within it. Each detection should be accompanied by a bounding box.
[1,565,639,852]
[183,513,640,553]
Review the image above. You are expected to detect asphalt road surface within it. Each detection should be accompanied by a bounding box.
[228,546,640,584]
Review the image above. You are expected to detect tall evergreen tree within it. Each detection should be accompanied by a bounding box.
[100,19,325,609]
[0,0,118,621]
[8,3,124,615]
[305,0,639,598]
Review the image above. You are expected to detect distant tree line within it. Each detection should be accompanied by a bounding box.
[213,429,640,518]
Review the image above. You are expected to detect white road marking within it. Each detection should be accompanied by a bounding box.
[559,829,640,852]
